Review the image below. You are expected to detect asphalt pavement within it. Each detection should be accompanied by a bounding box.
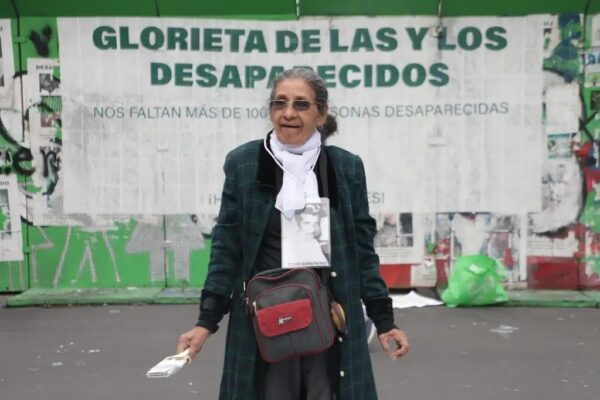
[1,296,598,400]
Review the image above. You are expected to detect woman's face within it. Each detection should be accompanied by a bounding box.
[270,78,327,146]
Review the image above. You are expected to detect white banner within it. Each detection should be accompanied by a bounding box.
[58,16,544,215]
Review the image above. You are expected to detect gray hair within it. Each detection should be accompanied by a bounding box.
[269,67,338,138]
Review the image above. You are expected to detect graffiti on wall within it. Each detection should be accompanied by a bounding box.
[3,14,600,291]
[165,215,211,282]
[28,25,53,58]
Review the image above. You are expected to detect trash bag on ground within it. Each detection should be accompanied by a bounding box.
[441,254,508,307]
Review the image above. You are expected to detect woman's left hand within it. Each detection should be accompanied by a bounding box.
[378,328,410,360]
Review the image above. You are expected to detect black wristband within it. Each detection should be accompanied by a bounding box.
[364,297,397,335]
[195,290,231,333]
[195,319,219,334]
[373,320,398,335]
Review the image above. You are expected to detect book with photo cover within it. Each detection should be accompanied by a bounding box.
[146,349,190,378]
[281,198,331,269]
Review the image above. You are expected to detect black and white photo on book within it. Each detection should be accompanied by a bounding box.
[281,198,331,269]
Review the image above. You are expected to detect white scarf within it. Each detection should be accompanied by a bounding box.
[267,131,321,219]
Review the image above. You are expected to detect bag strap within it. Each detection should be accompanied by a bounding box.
[318,145,329,198]
[317,147,331,287]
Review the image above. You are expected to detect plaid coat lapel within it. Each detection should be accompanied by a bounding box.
[241,183,275,278]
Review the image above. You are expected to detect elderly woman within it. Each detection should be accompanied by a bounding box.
[178,67,409,400]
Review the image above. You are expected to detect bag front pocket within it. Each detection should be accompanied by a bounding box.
[256,298,313,337]
[247,271,335,363]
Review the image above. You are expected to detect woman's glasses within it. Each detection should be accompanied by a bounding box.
[269,99,319,112]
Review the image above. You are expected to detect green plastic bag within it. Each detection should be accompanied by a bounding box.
[441,254,508,307]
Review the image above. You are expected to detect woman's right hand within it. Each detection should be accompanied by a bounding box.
[177,326,212,361]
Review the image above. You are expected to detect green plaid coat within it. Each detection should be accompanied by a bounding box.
[202,138,391,400]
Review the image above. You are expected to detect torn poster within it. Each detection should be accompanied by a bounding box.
[547,133,573,159]
[374,212,424,264]
[529,158,582,233]
[410,257,438,287]
[592,15,600,47]
[544,83,581,134]
[451,213,518,268]
[527,229,579,257]
[542,17,560,59]
[583,47,600,88]
[452,213,492,255]
[26,58,81,226]
[582,230,600,286]
[0,174,23,261]
[580,172,600,240]
[0,19,15,108]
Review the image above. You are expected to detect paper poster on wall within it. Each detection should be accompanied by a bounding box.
[544,83,581,133]
[26,58,84,226]
[542,18,560,59]
[582,230,600,284]
[527,229,579,257]
[449,213,517,268]
[547,133,572,159]
[529,158,581,233]
[584,47,600,88]
[591,15,600,47]
[57,16,545,215]
[427,213,452,258]
[0,19,15,107]
[410,258,437,287]
[591,89,600,111]
[0,174,23,261]
[374,212,424,264]
[485,215,518,266]
[452,213,492,255]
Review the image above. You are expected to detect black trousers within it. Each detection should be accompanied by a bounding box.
[263,351,335,400]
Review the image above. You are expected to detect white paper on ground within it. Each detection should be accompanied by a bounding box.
[390,290,444,309]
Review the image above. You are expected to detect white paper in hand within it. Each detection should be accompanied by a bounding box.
[146,349,190,378]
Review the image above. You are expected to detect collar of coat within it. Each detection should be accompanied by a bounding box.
[256,131,338,209]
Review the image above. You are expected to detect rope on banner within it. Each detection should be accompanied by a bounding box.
[580,0,592,50]
[433,0,445,38]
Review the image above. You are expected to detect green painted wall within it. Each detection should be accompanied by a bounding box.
[2,0,600,18]
[301,0,599,16]
[1,3,599,292]
[0,1,16,19]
